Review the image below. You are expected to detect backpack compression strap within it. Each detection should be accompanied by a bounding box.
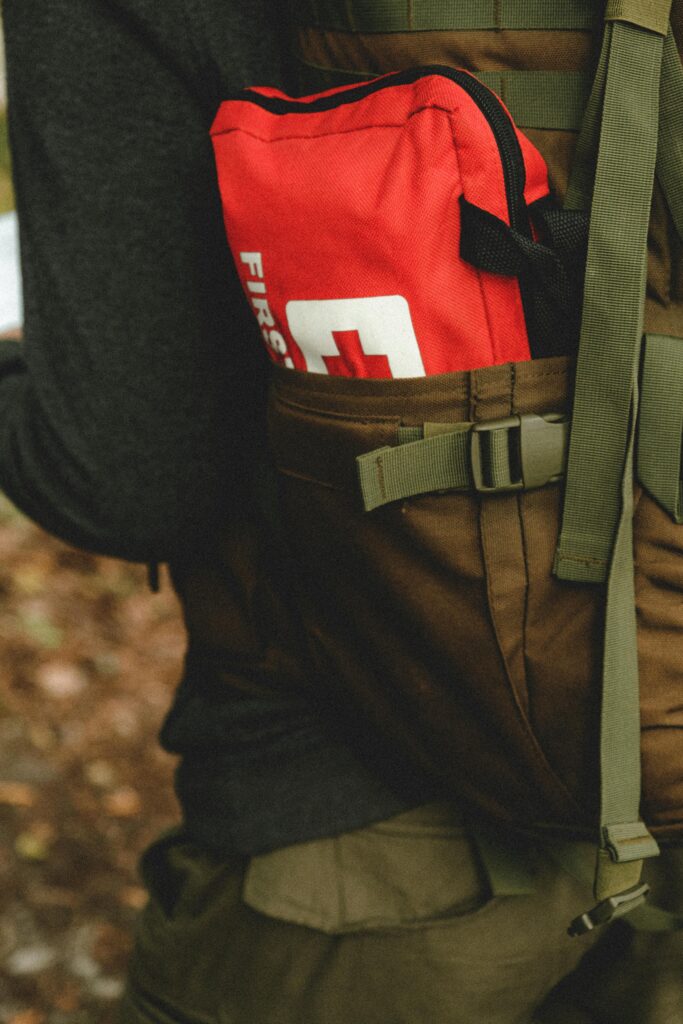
[553,0,675,936]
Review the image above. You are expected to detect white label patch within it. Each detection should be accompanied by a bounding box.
[285,296,425,378]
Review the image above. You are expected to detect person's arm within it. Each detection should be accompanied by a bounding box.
[1,0,283,561]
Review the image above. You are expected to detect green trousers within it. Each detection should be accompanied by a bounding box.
[119,803,683,1024]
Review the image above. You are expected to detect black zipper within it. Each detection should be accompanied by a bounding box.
[237,65,530,238]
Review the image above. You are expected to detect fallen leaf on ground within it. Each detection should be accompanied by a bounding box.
[31,885,79,909]
[53,982,82,1013]
[14,822,56,861]
[0,781,36,807]
[103,787,141,818]
[5,945,58,977]
[120,885,148,910]
[0,499,182,1022]
[34,662,88,698]
[8,1011,46,1024]
[85,759,117,789]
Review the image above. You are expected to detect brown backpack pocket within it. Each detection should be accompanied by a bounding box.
[267,358,606,839]
[267,354,683,842]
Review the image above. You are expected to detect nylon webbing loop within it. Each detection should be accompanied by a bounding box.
[563,34,611,210]
[605,0,672,34]
[294,0,598,32]
[460,196,588,357]
[357,413,567,510]
[603,822,661,862]
[476,70,591,131]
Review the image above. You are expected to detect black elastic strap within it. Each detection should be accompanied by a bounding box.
[459,196,589,358]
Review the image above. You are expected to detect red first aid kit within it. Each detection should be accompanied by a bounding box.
[211,67,584,378]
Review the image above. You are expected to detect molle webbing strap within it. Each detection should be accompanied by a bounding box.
[476,71,591,131]
[295,60,592,131]
[292,0,599,131]
[294,0,597,31]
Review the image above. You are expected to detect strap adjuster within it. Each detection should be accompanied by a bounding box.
[357,411,568,510]
[568,883,651,937]
[470,413,568,494]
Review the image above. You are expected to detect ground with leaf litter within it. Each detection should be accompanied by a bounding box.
[0,495,185,1023]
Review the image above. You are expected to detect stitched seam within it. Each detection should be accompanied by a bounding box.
[469,368,479,423]
[344,0,357,32]
[273,395,403,423]
[274,383,470,404]
[377,454,387,500]
[334,837,348,923]
[447,108,499,365]
[495,0,503,31]
[512,363,534,731]
[294,52,376,77]
[124,984,213,1024]
[519,369,569,379]
[246,881,333,918]
[275,467,345,490]
[213,101,469,143]
[557,552,609,566]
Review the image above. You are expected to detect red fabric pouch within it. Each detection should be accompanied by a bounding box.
[211,67,584,378]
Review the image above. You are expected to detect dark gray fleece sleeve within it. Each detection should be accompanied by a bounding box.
[1,0,433,847]
[1,0,285,560]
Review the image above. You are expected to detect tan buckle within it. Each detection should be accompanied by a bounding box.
[470,413,568,494]
[568,883,651,937]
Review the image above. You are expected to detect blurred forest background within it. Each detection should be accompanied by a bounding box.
[0,25,185,1024]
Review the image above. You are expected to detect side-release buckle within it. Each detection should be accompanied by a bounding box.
[567,883,651,937]
[470,413,568,494]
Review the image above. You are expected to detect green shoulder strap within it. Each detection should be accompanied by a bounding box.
[555,0,676,936]
[555,4,670,582]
